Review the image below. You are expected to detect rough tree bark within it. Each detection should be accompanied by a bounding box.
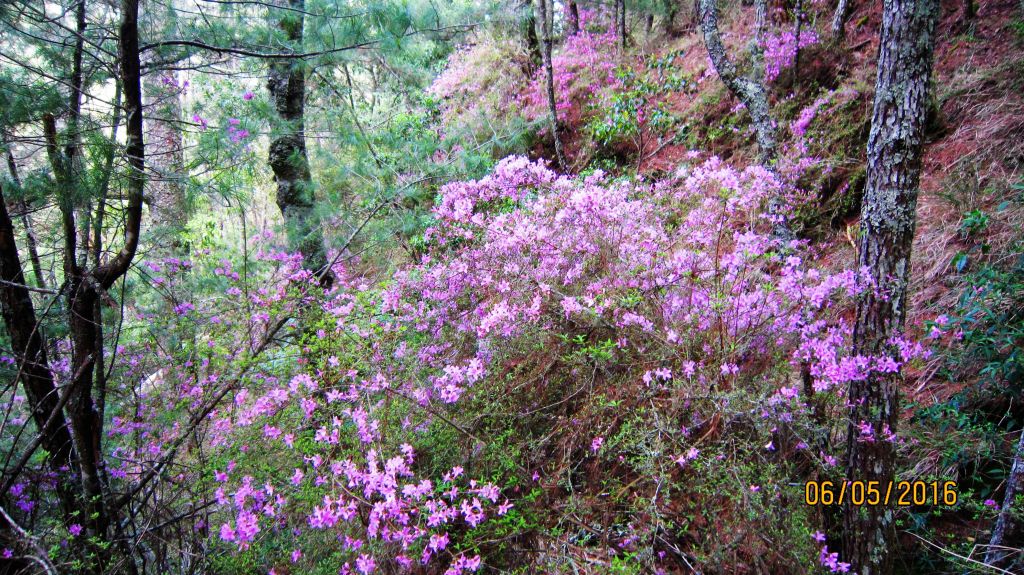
[841,0,939,571]
[699,0,776,164]
[267,0,333,287]
[832,0,852,40]
[535,0,566,170]
[986,428,1024,568]
[754,0,769,65]
[44,0,148,555]
[699,0,792,240]
[39,0,116,547]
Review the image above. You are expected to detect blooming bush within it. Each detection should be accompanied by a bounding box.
[428,37,531,126]
[386,155,888,407]
[99,242,506,574]
[1,151,930,572]
[763,29,820,83]
[585,52,691,162]
[522,31,621,118]
[170,153,894,572]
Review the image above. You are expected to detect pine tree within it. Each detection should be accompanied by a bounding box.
[267,0,333,287]
[842,0,940,571]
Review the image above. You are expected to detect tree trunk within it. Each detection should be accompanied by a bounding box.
[267,0,332,287]
[699,0,777,165]
[40,0,116,549]
[520,0,542,69]
[832,0,852,40]
[2,0,143,570]
[0,182,79,519]
[65,277,107,543]
[618,0,627,49]
[64,0,147,558]
[699,0,793,240]
[754,0,768,64]
[567,0,580,36]
[142,70,188,245]
[535,0,566,170]
[986,428,1024,568]
[841,0,939,571]
[4,148,45,288]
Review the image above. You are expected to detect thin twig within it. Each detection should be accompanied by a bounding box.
[0,505,58,575]
[0,278,57,294]
[907,532,1018,575]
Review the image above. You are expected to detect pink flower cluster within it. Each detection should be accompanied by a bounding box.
[385,155,875,412]
[522,31,621,117]
[762,29,820,83]
[35,146,929,572]
[226,118,249,144]
[427,37,530,125]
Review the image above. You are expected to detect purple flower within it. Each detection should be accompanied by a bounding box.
[355,554,375,574]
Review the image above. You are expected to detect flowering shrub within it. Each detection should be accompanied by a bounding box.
[428,37,531,126]
[778,85,870,229]
[763,29,820,83]
[388,155,879,405]
[522,31,621,118]
[1,152,930,572]
[97,242,506,574]
[159,153,918,572]
[585,52,690,161]
[365,154,927,569]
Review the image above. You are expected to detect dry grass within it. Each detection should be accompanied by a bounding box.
[912,61,1024,314]
[909,81,1024,403]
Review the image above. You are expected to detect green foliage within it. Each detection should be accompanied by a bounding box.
[683,85,746,153]
[1010,19,1024,40]
[586,57,688,157]
[940,182,1024,393]
[949,253,1024,390]
[0,71,62,129]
